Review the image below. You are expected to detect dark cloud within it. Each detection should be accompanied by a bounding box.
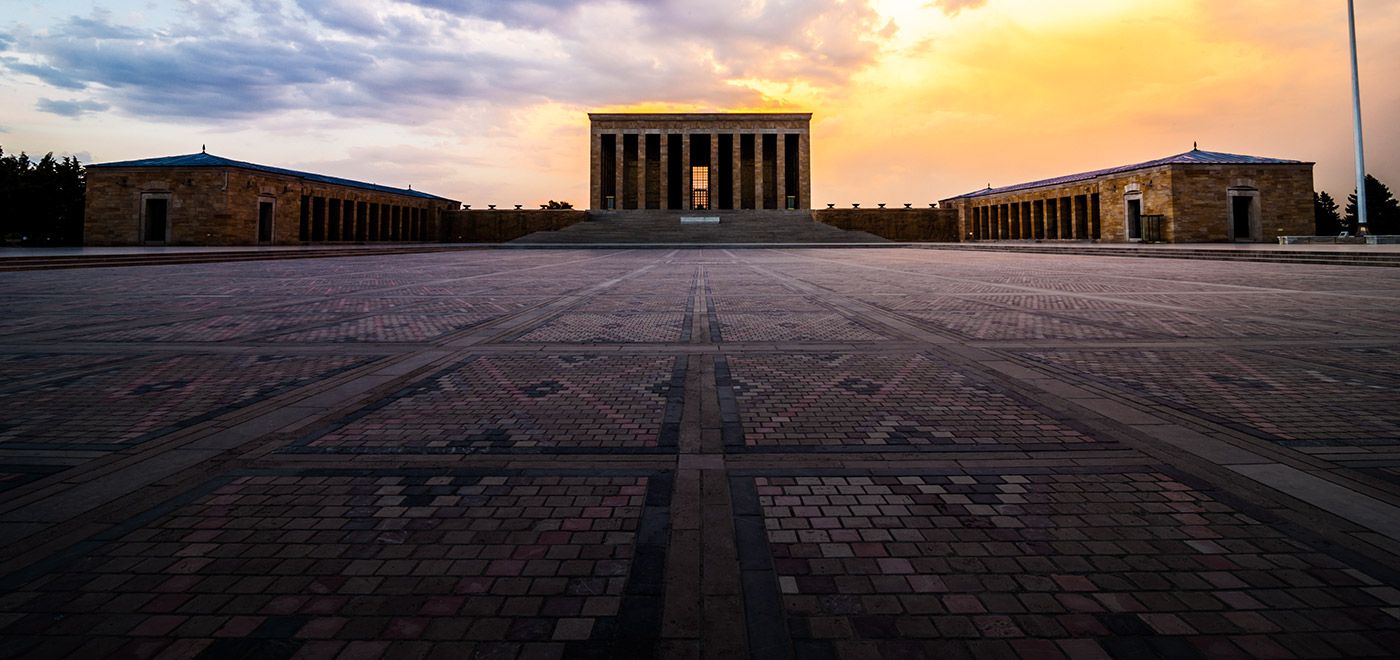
[2,0,893,123]
[35,98,110,117]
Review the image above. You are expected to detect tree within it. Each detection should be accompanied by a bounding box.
[1314,191,1343,236]
[545,200,574,209]
[0,147,86,245]
[1345,174,1400,236]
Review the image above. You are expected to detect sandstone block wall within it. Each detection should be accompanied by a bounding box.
[814,208,960,242]
[440,210,587,243]
[85,166,457,246]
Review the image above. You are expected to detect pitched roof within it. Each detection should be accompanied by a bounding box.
[944,149,1309,201]
[88,152,458,202]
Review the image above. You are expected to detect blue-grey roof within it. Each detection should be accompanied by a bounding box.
[945,149,1309,201]
[89,152,458,202]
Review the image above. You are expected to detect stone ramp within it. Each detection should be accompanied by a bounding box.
[508,209,889,244]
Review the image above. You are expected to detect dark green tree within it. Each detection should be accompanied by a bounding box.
[0,147,86,245]
[546,200,574,209]
[1345,174,1400,236]
[1313,191,1343,236]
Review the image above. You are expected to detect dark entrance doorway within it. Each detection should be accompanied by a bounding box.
[1126,198,1142,240]
[258,201,274,243]
[1232,195,1253,240]
[144,197,168,243]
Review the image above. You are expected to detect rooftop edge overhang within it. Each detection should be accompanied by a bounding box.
[940,160,1315,203]
[87,163,460,205]
[589,112,812,122]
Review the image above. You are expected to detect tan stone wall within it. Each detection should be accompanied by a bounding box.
[814,208,960,242]
[940,163,1313,244]
[85,166,457,246]
[440,210,586,243]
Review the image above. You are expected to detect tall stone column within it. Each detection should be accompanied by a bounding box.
[799,130,811,210]
[658,133,669,211]
[681,134,692,211]
[731,133,742,211]
[590,131,601,210]
[637,134,647,210]
[613,135,624,211]
[775,133,787,210]
[708,132,719,211]
[754,134,765,210]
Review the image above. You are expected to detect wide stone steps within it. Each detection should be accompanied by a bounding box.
[509,210,888,245]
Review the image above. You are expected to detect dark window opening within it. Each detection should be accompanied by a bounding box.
[1074,195,1089,238]
[718,133,734,210]
[356,202,368,241]
[328,199,341,241]
[601,134,617,209]
[1127,198,1143,240]
[312,197,326,241]
[258,200,274,243]
[143,197,168,243]
[784,134,799,209]
[1090,193,1101,239]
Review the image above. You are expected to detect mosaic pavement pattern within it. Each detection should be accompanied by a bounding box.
[733,470,1400,659]
[1,248,1399,658]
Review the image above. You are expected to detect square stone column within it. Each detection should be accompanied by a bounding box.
[709,132,719,211]
[658,133,669,210]
[613,136,624,211]
[799,130,811,210]
[637,134,647,211]
[775,133,787,210]
[731,133,742,210]
[754,133,765,210]
[590,131,601,210]
[681,134,692,211]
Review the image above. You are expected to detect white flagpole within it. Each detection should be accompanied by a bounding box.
[1348,0,1369,232]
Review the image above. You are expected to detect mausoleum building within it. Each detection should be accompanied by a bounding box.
[84,152,459,246]
[940,149,1315,243]
[589,113,812,212]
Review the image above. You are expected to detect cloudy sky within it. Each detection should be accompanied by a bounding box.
[2,0,1396,207]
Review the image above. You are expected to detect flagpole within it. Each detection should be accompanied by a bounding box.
[1348,0,1368,232]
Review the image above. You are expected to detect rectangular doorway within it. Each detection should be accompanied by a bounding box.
[258,200,274,243]
[143,197,169,243]
[691,166,710,210]
[1232,196,1253,240]
[1126,197,1143,240]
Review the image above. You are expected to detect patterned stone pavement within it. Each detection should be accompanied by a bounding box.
[1,247,1399,659]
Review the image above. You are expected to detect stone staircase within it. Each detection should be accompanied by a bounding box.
[508,210,888,245]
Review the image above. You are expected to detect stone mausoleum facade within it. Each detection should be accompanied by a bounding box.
[589,113,812,212]
[84,152,459,246]
[940,149,1314,243]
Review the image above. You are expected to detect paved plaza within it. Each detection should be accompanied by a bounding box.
[1,247,1399,659]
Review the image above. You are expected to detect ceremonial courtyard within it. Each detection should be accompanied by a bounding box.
[1,247,1398,659]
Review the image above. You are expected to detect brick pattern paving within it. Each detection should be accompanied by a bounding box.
[720,353,1099,451]
[734,470,1400,659]
[295,355,684,453]
[0,471,670,660]
[2,248,1400,659]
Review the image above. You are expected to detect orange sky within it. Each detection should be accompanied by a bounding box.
[2,0,1396,207]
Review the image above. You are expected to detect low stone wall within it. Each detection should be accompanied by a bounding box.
[814,207,961,242]
[439,210,586,243]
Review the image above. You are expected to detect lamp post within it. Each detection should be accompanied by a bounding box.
[1348,0,1368,232]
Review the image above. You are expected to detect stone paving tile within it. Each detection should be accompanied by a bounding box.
[0,353,373,451]
[715,312,890,343]
[1251,346,1400,379]
[709,296,829,313]
[0,470,671,659]
[81,313,343,343]
[291,355,684,454]
[577,295,691,313]
[0,464,67,495]
[1054,310,1335,339]
[1020,348,1400,447]
[0,353,132,387]
[897,310,1146,341]
[732,469,1400,660]
[264,313,498,343]
[512,312,689,344]
[719,353,1103,452]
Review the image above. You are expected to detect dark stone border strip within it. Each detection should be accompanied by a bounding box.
[730,475,796,660]
[283,354,687,455]
[705,269,723,343]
